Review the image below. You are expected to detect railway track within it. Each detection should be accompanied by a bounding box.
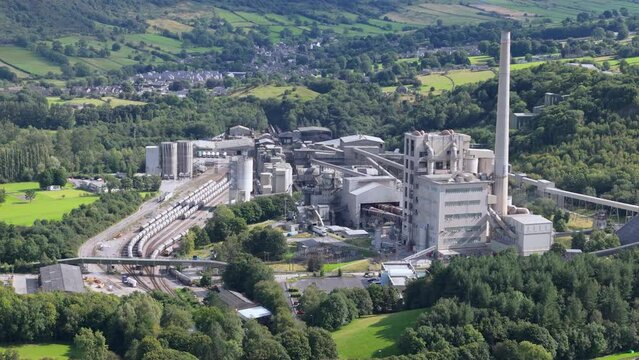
[119,187,229,294]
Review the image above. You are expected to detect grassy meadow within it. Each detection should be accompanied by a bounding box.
[46,97,146,107]
[0,343,76,359]
[332,308,426,359]
[0,182,98,226]
[233,85,320,101]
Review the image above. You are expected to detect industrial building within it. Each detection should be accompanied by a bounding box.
[229,154,253,203]
[145,140,196,179]
[177,140,193,178]
[160,142,178,180]
[39,264,85,293]
[145,146,161,175]
[380,261,418,290]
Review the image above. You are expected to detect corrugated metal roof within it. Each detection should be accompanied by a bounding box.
[39,264,85,293]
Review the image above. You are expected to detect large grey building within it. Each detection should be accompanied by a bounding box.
[402,130,495,251]
[39,264,85,293]
[160,142,178,180]
[145,146,161,175]
[177,140,193,178]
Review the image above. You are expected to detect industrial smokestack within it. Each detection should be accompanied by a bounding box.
[494,31,510,215]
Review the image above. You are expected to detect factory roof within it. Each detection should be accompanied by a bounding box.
[617,216,639,246]
[193,138,254,150]
[215,288,256,310]
[316,138,341,147]
[350,182,388,196]
[297,126,332,133]
[238,306,272,320]
[39,264,85,293]
[340,134,384,144]
[506,214,552,225]
[382,262,416,278]
[230,125,250,131]
[421,173,490,185]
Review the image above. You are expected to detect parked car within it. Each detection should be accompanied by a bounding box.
[367,277,379,283]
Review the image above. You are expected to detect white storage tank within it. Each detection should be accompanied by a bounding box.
[145,146,161,175]
[230,155,253,202]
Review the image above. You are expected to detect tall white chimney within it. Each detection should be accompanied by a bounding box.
[494,31,510,215]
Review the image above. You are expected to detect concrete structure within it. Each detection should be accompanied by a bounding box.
[494,30,510,217]
[145,146,161,175]
[272,162,293,194]
[340,176,402,228]
[413,174,492,251]
[510,92,569,130]
[160,142,178,180]
[230,155,253,202]
[402,130,494,250]
[39,264,85,293]
[177,140,193,178]
[228,125,253,138]
[380,261,417,290]
[499,214,553,256]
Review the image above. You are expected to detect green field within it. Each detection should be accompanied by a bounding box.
[147,18,193,33]
[0,46,61,75]
[47,97,146,107]
[386,0,639,25]
[418,73,454,93]
[125,33,184,54]
[385,3,500,26]
[234,85,319,101]
[594,352,639,360]
[322,259,372,273]
[332,308,426,359]
[0,182,98,226]
[469,55,493,65]
[448,69,495,87]
[0,343,76,359]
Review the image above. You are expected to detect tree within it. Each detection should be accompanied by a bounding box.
[307,254,324,272]
[0,188,5,204]
[243,321,291,360]
[142,348,198,360]
[617,24,629,40]
[222,254,273,297]
[312,292,357,330]
[368,284,403,313]
[74,327,109,360]
[244,227,287,261]
[276,328,312,360]
[307,327,338,360]
[24,189,36,203]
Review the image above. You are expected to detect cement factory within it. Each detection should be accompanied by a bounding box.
[142,32,638,260]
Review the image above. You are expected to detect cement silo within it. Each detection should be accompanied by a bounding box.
[230,155,253,202]
[145,146,161,175]
[177,140,193,178]
[161,142,178,180]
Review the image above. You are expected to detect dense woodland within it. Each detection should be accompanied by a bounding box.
[0,284,338,360]
[391,250,639,360]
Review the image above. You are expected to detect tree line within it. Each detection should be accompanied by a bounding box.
[0,191,143,265]
[393,250,639,359]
